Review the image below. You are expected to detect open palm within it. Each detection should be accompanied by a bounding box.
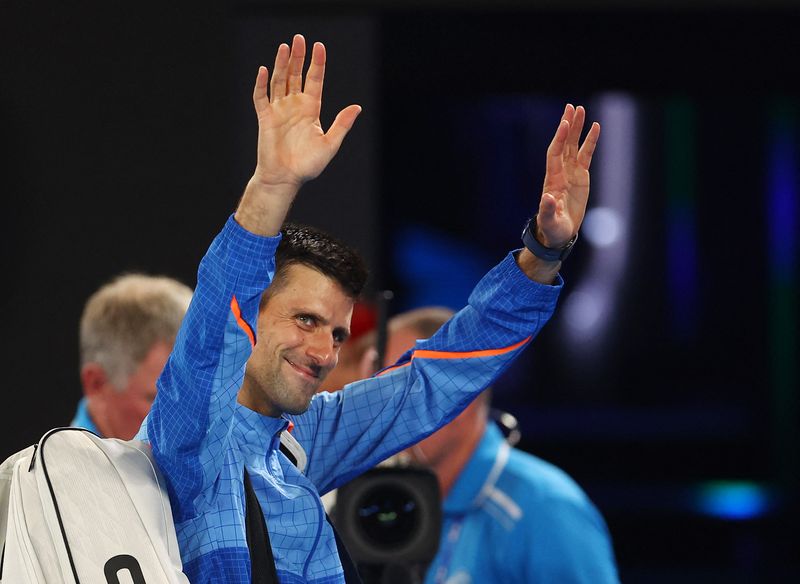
[537,105,600,249]
[251,35,361,189]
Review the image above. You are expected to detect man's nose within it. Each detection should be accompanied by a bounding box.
[305,330,337,368]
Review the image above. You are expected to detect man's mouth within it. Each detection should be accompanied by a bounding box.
[285,358,322,381]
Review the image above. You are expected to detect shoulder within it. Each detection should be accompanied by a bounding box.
[501,448,592,507]
[482,447,607,536]
[486,449,619,582]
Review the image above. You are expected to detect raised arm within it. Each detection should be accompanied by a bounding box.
[518,104,600,284]
[294,106,601,493]
[236,34,362,236]
[142,35,360,519]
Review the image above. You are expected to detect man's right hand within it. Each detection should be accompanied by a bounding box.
[235,34,362,236]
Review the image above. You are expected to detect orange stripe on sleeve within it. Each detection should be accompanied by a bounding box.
[377,336,531,377]
[230,295,256,348]
[412,336,531,360]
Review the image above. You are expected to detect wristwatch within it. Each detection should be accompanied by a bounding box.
[521,215,578,262]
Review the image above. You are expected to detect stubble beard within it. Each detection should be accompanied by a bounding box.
[264,356,325,416]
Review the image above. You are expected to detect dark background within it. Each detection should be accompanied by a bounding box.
[1,1,798,581]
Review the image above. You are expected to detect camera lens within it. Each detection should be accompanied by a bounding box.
[356,485,419,548]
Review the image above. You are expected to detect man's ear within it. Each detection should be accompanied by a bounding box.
[80,363,110,398]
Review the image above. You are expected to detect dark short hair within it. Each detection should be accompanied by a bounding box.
[265,222,368,303]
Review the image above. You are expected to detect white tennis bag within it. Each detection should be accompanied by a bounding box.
[0,427,188,583]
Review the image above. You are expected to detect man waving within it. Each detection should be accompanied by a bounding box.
[139,34,600,583]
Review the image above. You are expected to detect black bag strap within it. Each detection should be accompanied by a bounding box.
[328,514,363,584]
[244,468,278,584]
[243,467,363,584]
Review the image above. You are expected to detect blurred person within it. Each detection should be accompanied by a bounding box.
[378,307,620,584]
[136,34,599,582]
[72,273,192,439]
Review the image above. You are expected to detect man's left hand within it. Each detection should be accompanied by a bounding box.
[536,104,600,249]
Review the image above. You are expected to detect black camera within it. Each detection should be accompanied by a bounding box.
[332,467,442,584]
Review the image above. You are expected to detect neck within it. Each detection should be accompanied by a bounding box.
[85,399,109,437]
[434,417,486,498]
[237,382,281,418]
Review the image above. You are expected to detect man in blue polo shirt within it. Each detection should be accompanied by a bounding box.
[72,273,192,439]
[383,308,619,584]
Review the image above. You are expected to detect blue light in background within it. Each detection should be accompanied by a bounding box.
[768,108,798,279]
[695,481,774,521]
[394,225,492,311]
[664,99,699,339]
[666,204,698,337]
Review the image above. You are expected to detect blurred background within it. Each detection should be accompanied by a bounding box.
[1,0,797,581]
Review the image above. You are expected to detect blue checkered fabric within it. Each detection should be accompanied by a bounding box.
[138,215,562,583]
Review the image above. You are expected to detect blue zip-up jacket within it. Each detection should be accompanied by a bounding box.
[138,216,562,583]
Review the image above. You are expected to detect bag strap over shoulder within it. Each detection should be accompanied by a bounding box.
[246,430,363,584]
[243,469,278,584]
[329,517,363,584]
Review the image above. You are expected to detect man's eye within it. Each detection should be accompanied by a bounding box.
[297,315,314,327]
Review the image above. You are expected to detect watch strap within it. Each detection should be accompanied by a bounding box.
[521,215,578,262]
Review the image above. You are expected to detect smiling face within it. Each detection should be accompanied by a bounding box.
[238,263,354,417]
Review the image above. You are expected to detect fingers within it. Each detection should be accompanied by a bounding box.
[326,104,362,153]
[253,66,269,114]
[537,193,562,246]
[270,35,325,101]
[577,121,601,170]
[561,103,575,123]
[269,43,290,100]
[287,34,306,95]
[545,120,570,177]
[304,42,326,100]
[550,104,599,170]
[538,194,571,247]
[566,106,586,158]
[539,193,558,220]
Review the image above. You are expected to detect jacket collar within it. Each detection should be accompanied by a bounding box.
[233,402,290,465]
